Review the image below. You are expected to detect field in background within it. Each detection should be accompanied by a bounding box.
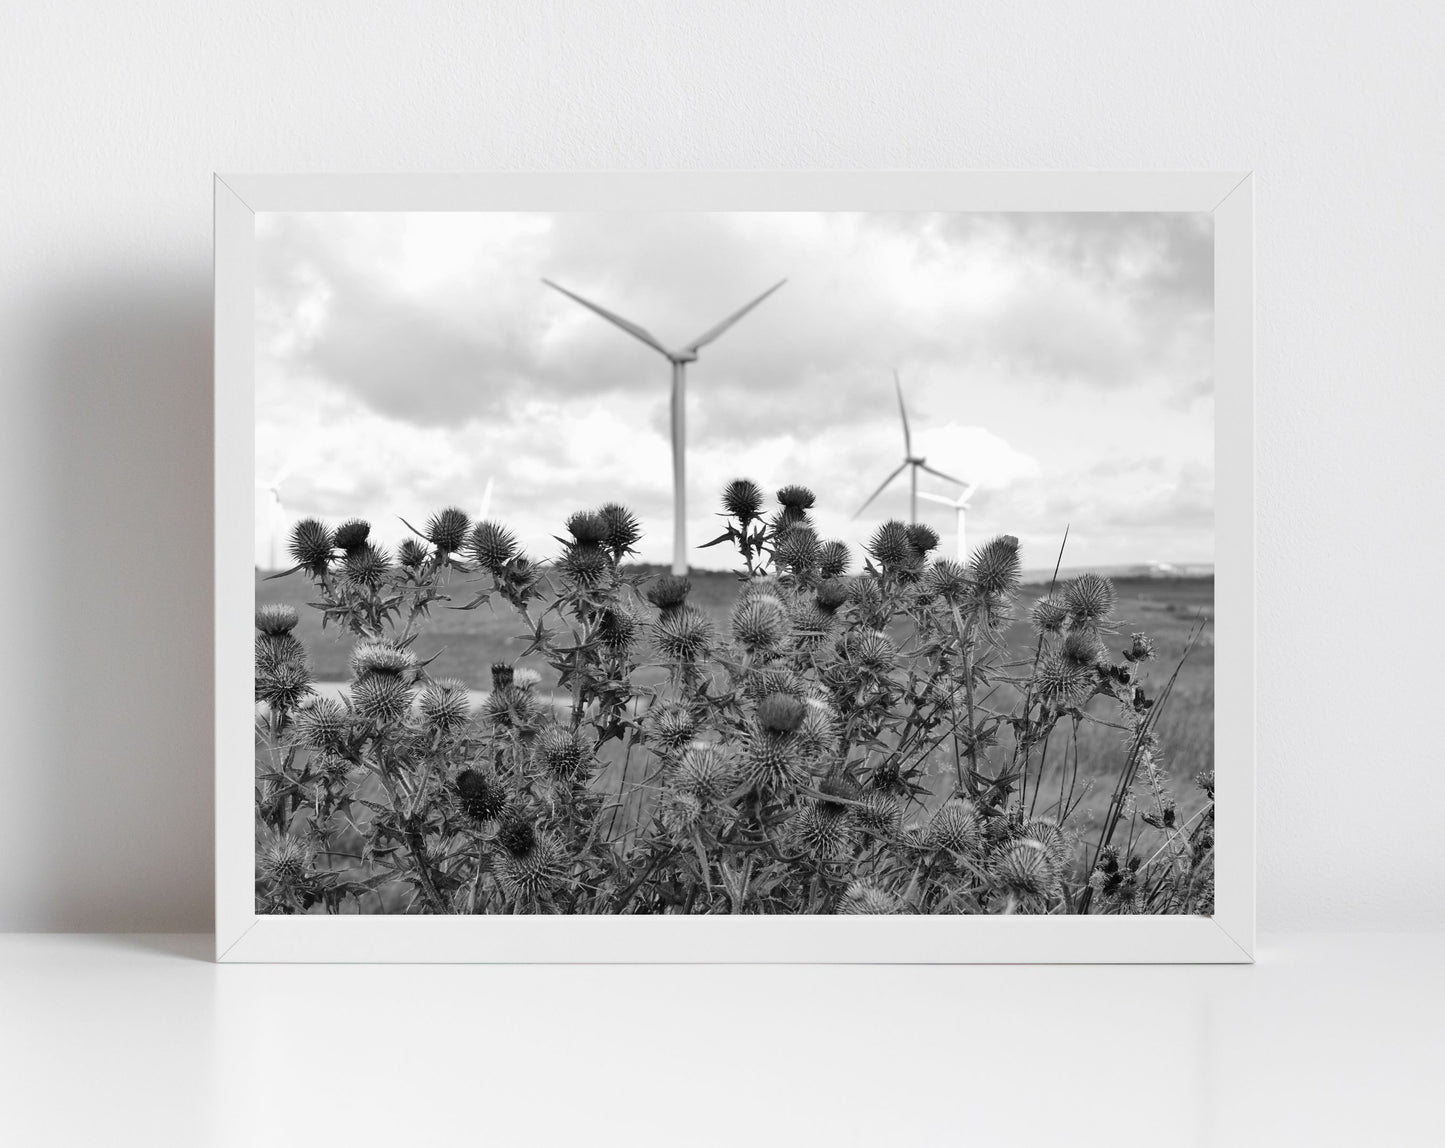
[257,566,1213,861]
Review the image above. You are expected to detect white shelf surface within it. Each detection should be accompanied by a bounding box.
[1,931,1440,1147]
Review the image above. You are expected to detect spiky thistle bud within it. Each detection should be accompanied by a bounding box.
[343,543,390,587]
[597,605,639,653]
[1022,819,1069,871]
[776,484,816,511]
[1063,572,1116,628]
[566,510,610,547]
[1034,654,1093,708]
[533,727,593,781]
[773,525,820,574]
[350,640,417,681]
[790,801,854,858]
[598,502,642,559]
[849,575,891,629]
[660,790,705,838]
[853,791,902,838]
[758,692,807,734]
[397,538,430,568]
[744,666,808,701]
[255,603,299,636]
[670,742,736,803]
[468,520,519,572]
[868,520,917,569]
[287,518,333,574]
[731,594,786,654]
[1029,598,1069,634]
[481,684,541,733]
[649,706,698,754]
[1061,629,1105,668]
[924,559,969,603]
[839,881,904,915]
[1124,632,1156,662]
[424,507,470,554]
[313,750,352,786]
[257,660,314,711]
[814,578,851,613]
[299,696,349,751]
[845,629,897,673]
[995,839,1052,896]
[351,674,414,724]
[745,725,808,794]
[798,697,839,759]
[495,821,565,899]
[452,768,508,827]
[490,662,514,690]
[255,632,305,675]
[722,478,765,521]
[259,834,313,885]
[645,574,692,612]
[816,770,862,815]
[557,544,611,589]
[332,519,371,554]
[927,800,985,855]
[870,760,905,795]
[967,535,1021,596]
[419,680,471,732]
[652,605,714,661]
[789,603,834,649]
[907,523,941,554]
[818,540,851,579]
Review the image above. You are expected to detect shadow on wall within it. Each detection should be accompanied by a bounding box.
[29,275,214,931]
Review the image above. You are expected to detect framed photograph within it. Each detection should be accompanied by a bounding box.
[216,171,1253,962]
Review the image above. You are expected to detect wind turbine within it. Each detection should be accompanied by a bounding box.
[256,458,295,571]
[477,475,494,522]
[543,277,787,575]
[918,483,979,561]
[853,371,967,523]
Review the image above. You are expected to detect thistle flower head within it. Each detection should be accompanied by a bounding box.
[1034,654,1093,708]
[257,660,314,711]
[557,544,611,589]
[818,540,851,579]
[533,726,593,781]
[652,605,714,661]
[659,790,704,838]
[1061,629,1105,668]
[1063,572,1117,628]
[671,741,737,803]
[906,523,941,554]
[995,839,1052,896]
[745,727,808,794]
[758,692,807,734]
[397,538,430,568]
[286,518,333,574]
[853,791,902,838]
[816,770,862,816]
[598,502,642,558]
[967,535,1021,596]
[649,706,698,754]
[1124,632,1157,662]
[722,478,765,521]
[789,603,834,649]
[798,697,839,758]
[776,484,816,511]
[512,668,542,691]
[839,881,903,915]
[299,696,349,751]
[645,574,691,612]
[565,509,610,547]
[496,818,536,858]
[849,575,891,629]
[1029,598,1069,634]
[773,525,820,574]
[495,824,565,898]
[255,603,299,636]
[846,629,897,673]
[1022,819,1069,870]
[259,834,313,885]
[790,802,854,858]
[481,683,541,732]
[868,520,918,569]
[490,662,514,690]
[731,594,786,654]
[742,666,807,702]
[313,750,352,786]
[924,559,969,603]
[452,768,508,827]
[255,632,305,675]
[870,760,905,795]
[342,543,390,588]
[332,519,371,554]
[927,800,985,856]
[814,578,852,613]
[351,674,414,725]
[350,640,417,681]
[468,520,519,572]
[419,679,472,732]
[597,605,639,653]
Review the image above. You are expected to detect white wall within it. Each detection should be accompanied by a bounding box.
[2,2,1441,932]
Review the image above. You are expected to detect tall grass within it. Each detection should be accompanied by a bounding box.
[254,482,1213,915]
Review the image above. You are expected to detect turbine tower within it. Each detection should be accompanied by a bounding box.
[918,483,979,561]
[256,459,294,571]
[852,370,966,523]
[544,277,786,575]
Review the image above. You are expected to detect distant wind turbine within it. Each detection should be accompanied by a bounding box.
[918,483,979,561]
[256,458,295,571]
[544,277,787,574]
[853,371,967,523]
[477,475,495,522]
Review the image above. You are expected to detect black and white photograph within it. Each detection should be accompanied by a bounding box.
[252,208,1215,916]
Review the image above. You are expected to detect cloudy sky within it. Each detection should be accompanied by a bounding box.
[254,210,1213,572]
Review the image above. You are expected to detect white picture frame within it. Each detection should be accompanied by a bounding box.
[216,171,1253,963]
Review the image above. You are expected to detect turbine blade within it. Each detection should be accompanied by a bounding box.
[478,477,494,521]
[894,370,912,456]
[920,462,968,487]
[852,461,908,520]
[916,492,957,507]
[683,279,787,353]
[543,279,670,356]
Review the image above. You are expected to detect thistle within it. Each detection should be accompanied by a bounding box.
[743,666,808,701]
[533,726,593,781]
[773,525,820,575]
[924,559,969,603]
[468,520,519,573]
[424,507,471,554]
[790,801,853,858]
[259,833,313,885]
[906,523,940,554]
[598,502,642,560]
[342,543,390,588]
[298,696,349,751]
[286,518,333,574]
[814,578,851,613]
[797,697,839,759]
[565,509,610,547]
[744,724,808,795]
[350,640,417,681]
[332,519,371,554]
[839,881,903,915]
[758,692,807,733]
[255,603,299,636]
[776,484,816,511]
[557,544,611,589]
[419,680,472,732]
[853,791,902,838]
[670,742,736,803]
[481,684,542,733]
[967,535,1021,596]
[652,606,714,661]
[995,839,1053,897]
[452,768,508,828]
[1124,632,1157,662]
[845,629,897,673]
[649,706,697,754]
[1060,629,1105,668]
[818,540,851,579]
[867,520,917,570]
[351,674,414,725]
[1029,597,1069,635]
[495,820,565,900]
[490,662,514,690]
[722,478,765,522]
[659,790,704,838]
[927,800,984,856]
[397,538,430,568]
[645,574,692,613]
[1063,572,1117,629]
[731,594,786,655]
[596,605,639,654]
[1022,819,1069,871]
[1034,654,1093,708]
[789,602,834,649]
[257,660,314,711]
[255,632,305,675]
